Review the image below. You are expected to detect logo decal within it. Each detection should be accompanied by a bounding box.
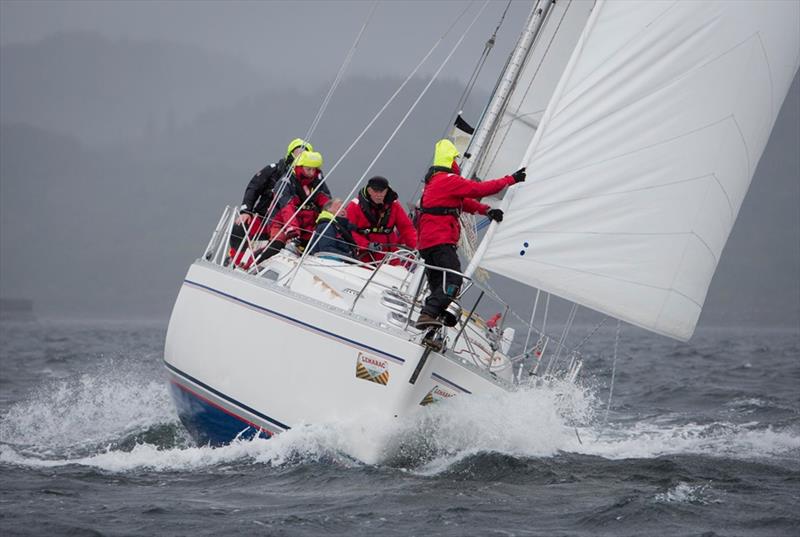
[355,352,389,385]
[419,384,456,406]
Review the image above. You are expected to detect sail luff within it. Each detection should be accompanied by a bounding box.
[464,0,605,279]
[475,0,800,340]
[459,0,553,181]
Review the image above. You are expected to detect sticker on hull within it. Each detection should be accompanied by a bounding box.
[419,384,456,406]
[356,352,389,385]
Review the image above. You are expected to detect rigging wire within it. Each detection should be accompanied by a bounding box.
[602,319,622,434]
[442,0,513,139]
[233,1,379,265]
[285,0,493,285]
[522,288,541,360]
[478,0,569,176]
[544,301,577,377]
[253,1,480,277]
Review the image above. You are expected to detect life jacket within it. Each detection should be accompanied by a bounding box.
[316,211,357,245]
[354,187,398,235]
[419,166,463,217]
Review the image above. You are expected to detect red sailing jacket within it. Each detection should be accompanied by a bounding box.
[269,168,330,242]
[346,188,417,262]
[417,167,515,250]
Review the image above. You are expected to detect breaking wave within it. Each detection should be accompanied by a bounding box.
[1,364,798,474]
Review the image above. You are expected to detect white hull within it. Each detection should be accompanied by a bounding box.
[164,259,513,459]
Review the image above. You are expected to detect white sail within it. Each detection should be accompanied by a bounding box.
[475,0,595,183]
[479,0,800,341]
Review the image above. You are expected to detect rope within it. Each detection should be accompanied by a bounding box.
[602,319,622,432]
[478,0,569,176]
[447,0,512,137]
[572,316,608,354]
[287,1,493,285]
[522,288,541,360]
[253,1,478,277]
[544,301,577,377]
[232,2,378,267]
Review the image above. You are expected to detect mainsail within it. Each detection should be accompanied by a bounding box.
[475,0,800,341]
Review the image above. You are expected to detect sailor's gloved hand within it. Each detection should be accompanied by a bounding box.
[236,212,252,226]
[487,209,504,222]
[368,241,383,251]
[512,167,527,183]
[285,227,300,239]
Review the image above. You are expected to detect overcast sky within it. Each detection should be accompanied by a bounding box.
[0,0,798,325]
[0,0,533,89]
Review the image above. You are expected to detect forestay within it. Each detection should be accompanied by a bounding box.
[479,0,800,341]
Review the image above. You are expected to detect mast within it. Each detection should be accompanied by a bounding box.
[459,0,555,181]
[461,0,555,277]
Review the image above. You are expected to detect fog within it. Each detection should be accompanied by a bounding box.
[1,0,798,329]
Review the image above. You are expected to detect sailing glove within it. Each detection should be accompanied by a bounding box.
[512,167,527,183]
[487,209,504,222]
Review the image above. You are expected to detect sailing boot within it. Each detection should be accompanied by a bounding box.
[414,312,442,329]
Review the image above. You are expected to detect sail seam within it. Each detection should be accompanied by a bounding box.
[505,256,703,309]
[555,0,679,112]
[755,31,775,129]
[520,170,735,224]
[551,9,758,132]
[513,230,711,238]
[655,174,715,327]
[531,115,731,184]
[538,32,765,165]
[480,0,571,175]
[522,173,713,205]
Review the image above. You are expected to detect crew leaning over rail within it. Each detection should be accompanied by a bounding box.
[415,139,525,329]
[346,175,417,264]
[229,137,313,267]
[255,150,331,263]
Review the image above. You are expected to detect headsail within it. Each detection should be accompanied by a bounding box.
[478,0,800,341]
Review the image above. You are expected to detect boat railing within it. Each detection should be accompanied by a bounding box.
[202,206,585,383]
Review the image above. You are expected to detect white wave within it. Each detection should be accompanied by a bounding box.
[0,379,595,472]
[0,425,366,472]
[574,420,800,460]
[653,481,718,505]
[2,364,797,474]
[0,359,177,456]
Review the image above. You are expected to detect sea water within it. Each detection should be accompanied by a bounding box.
[1,320,797,536]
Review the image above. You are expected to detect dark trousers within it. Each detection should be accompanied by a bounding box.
[229,222,269,250]
[420,244,463,318]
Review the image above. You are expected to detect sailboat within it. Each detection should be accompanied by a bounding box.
[163,0,800,461]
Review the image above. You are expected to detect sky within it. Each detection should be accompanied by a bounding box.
[0,0,798,328]
[0,0,532,90]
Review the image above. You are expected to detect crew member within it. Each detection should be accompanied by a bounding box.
[229,138,312,266]
[256,150,330,263]
[415,139,525,328]
[309,199,358,258]
[346,176,417,264]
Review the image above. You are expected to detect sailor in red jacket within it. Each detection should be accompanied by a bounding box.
[256,150,330,263]
[415,139,525,328]
[346,176,417,264]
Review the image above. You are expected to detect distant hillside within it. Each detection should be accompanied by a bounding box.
[0,76,486,317]
[0,72,797,327]
[0,32,267,146]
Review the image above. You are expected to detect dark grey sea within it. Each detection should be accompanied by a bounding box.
[1,319,798,536]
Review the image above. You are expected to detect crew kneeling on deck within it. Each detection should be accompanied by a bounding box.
[255,150,330,263]
[229,137,312,267]
[415,139,525,329]
[309,199,358,259]
[346,176,417,264]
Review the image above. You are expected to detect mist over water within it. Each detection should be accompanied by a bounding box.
[1,320,797,536]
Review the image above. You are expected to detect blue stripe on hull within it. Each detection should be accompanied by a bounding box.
[168,381,273,446]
